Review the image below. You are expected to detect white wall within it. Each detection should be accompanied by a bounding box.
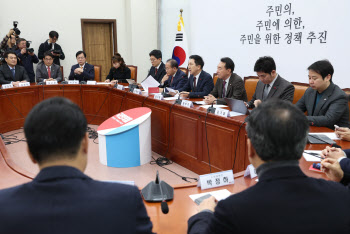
[0,0,157,80]
[159,0,350,88]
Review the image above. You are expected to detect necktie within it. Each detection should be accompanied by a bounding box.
[170,76,174,85]
[263,84,270,100]
[155,68,158,75]
[48,66,51,78]
[11,68,15,78]
[222,80,227,98]
[193,77,197,91]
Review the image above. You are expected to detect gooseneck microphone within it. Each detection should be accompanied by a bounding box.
[159,180,169,214]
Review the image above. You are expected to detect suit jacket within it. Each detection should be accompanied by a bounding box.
[210,73,248,104]
[0,64,30,84]
[340,157,350,186]
[38,40,65,65]
[106,66,131,81]
[178,70,214,98]
[296,83,349,129]
[15,49,39,83]
[247,75,294,108]
[0,166,154,234]
[68,63,95,82]
[147,62,166,83]
[161,69,188,90]
[36,62,62,83]
[188,166,350,234]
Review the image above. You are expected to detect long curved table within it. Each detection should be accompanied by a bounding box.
[1,84,350,234]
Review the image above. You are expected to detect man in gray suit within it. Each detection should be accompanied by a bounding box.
[36,51,62,83]
[204,57,247,105]
[296,60,349,129]
[246,56,294,108]
[0,51,30,86]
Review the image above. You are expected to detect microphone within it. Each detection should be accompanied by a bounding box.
[80,81,87,84]
[175,93,182,105]
[207,100,216,113]
[159,179,169,214]
[61,81,68,84]
[37,82,45,85]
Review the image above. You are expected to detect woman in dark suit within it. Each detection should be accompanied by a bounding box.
[105,53,131,84]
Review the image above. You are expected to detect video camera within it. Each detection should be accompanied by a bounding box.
[26,41,34,53]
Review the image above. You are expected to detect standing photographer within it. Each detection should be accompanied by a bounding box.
[15,38,39,83]
[38,31,65,66]
[0,29,17,52]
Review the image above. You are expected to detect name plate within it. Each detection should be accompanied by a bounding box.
[133,88,142,95]
[117,84,125,90]
[68,80,79,84]
[214,108,230,117]
[244,164,258,179]
[198,170,234,190]
[154,93,164,100]
[2,84,13,89]
[46,80,58,85]
[19,82,30,87]
[87,81,97,85]
[181,100,193,108]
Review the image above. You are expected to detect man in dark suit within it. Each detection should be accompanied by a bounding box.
[0,97,154,233]
[15,38,39,83]
[188,100,350,234]
[296,60,349,129]
[159,59,187,91]
[36,51,62,83]
[204,57,247,105]
[147,49,166,83]
[177,55,214,98]
[0,51,30,86]
[246,56,294,108]
[68,51,95,82]
[38,31,65,66]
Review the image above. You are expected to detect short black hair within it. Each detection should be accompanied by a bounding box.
[189,55,204,69]
[49,31,59,39]
[308,60,334,82]
[246,99,309,162]
[166,59,179,69]
[4,51,16,58]
[44,51,54,59]
[149,49,162,59]
[220,57,235,73]
[254,56,276,74]
[16,38,26,45]
[76,51,86,58]
[24,97,87,164]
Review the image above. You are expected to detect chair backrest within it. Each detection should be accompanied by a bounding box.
[94,65,102,82]
[127,65,138,83]
[342,88,350,122]
[179,67,188,76]
[291,82,309,104]
[213,73,218,85]
[60,66,64,80]
[244,76,259,101]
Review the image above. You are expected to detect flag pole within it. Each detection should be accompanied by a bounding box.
[180,9,183,16]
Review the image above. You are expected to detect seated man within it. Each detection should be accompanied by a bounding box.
[0,51,29,86]
[159,59,187,91]
[68,51,95,82]
[36,51,62,83]
[188,100,350,234]
[246,56,294,108]
[38,31,65,66]
[177,55,214,98]
[296,60,349,129]
[204,57,247,105]
[15,38,39,83]
[0,97,154,233]
[147,49,166,83]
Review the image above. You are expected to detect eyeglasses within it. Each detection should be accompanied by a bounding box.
[44,58,53,61]
[150,59,156,62]
[77,57,85,60]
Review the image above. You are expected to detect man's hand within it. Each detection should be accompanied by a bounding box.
[180,91,189,98]
[253,99,262,108]
[204,94,216,105]
[74,68,83,74]
[20,48,26,55]
[45,78,54,82]
[110,80,117,86]
[7,29,14,37]
[321,158,344,182]
[335,127,350,141]
[198,196,217,213]
[12,81,20,87]
[105,79,110,83]
[161,74,169,84]
[320,146,345,160]
[51,52,60,57]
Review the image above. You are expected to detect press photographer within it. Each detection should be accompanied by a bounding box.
[15,38,39,83]
[38,31,65,65]
[0,21,21,51]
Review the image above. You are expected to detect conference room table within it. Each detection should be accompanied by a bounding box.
[1,83,349,234]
